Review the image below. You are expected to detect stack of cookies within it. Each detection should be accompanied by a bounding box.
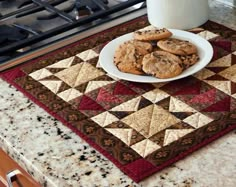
[113,28,199,79]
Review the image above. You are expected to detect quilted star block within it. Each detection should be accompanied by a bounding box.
[55,63,105,87]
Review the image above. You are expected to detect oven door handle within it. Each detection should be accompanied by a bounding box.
[6,169,41,187]
[6,169,21,187]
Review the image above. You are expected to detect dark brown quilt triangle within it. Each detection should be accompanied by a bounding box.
[205,74,228,80]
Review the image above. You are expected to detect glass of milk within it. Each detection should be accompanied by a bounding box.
[146,0,209,30]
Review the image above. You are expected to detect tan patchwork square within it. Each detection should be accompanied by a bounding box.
[121,104,181,138]
[55,63,105,87]
[47,56,75,68]
[76,49,99,61]
[218,64,236,82]
[29,68,52,80]
[197,30,219,40]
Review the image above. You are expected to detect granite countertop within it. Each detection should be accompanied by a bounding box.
[0,1,236,187]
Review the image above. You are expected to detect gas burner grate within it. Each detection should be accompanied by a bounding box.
[76,0,109,12]
[37,3,75,20]
[1,0,73,20]
[0,0,146,63]
[0,25,29,44]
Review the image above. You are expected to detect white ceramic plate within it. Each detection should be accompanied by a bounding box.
[99,29,213,83]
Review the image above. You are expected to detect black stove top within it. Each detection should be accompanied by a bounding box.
[0,0,146,70]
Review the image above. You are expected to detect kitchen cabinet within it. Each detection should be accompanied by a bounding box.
[0,149,41,187]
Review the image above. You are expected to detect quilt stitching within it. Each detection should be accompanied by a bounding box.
[22,30,236,160]
[6,19,235,182]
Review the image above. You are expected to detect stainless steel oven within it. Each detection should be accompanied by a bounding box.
[0,0,146,71]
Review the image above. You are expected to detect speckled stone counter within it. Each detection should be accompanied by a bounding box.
[0,1,236,187]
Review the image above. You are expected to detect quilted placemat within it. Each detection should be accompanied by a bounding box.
[1,16,236,182]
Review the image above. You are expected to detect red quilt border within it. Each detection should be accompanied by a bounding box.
[1,17,236,183]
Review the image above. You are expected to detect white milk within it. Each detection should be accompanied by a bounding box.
[146,0,209,30]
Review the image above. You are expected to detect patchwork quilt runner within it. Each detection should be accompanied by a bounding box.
[1,16,236,182]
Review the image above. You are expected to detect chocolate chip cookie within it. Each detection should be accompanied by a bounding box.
[114,40,153,75]
[157,38,197,55]
[179,53,200,69]
[142,51,183,79]
[134,28,172,41]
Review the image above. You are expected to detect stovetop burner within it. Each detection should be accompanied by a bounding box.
[0,25,29,44]
[0,0,146,70]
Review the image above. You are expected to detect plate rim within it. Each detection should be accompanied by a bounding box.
[99,29,214,83]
